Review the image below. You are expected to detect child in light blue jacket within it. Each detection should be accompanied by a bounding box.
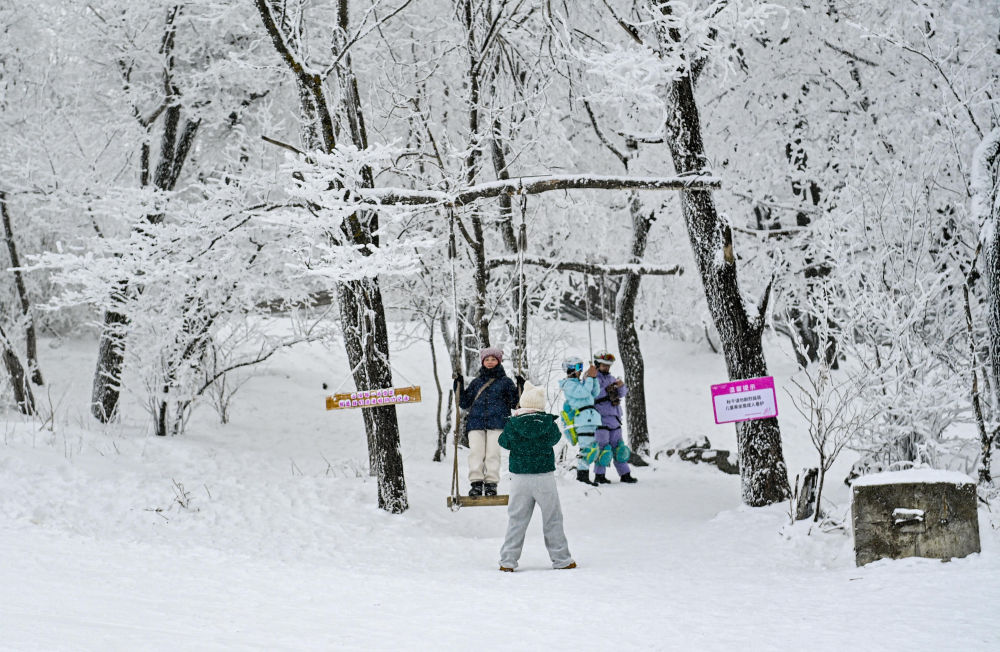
[558,357,603,485]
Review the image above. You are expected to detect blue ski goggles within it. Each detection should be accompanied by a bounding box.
[566,362,583,373]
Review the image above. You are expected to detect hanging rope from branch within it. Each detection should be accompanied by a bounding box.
[448,206,462,508]
[516,192,528,377]
[600,270,609,351]
[584,272,593,362]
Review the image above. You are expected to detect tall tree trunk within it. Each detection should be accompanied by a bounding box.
[338,279,407,512]
[0,322,35,415]
[461,0,491,349]
[90,7,199,423]
[974,128,1000,484]
[491,121,526,372]
[0,191,42,385]
[92,286,129,421]
[581,100,656,463]
[616,192,653,461]
[429,313,450,462]
[664,73,790,506]
[256,0,408,512]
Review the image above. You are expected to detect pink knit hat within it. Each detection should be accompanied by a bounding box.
[479,346,503,364]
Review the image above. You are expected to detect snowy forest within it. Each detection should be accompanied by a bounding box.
[2,1,999,649]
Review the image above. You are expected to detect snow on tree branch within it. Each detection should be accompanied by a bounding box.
[336,173,721,206]
[486,256,683,277]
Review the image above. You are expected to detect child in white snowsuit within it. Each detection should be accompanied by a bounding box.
[558,356,603,485]
[498,381,575,572]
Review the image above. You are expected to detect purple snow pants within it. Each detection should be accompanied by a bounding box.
[594,426,630,476]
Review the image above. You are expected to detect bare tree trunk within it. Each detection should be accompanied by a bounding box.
[429,313,449,462]
[256,0,408,512]
[663,71,790,506]
[0,191,42,385]
[579,101,656,462]
[90,11,199,423]
[338,279,407,511]
[616,192,653,462]
[974,128,1000,484]
[92,282,129,421]
[460,0,492,350]
[813,458,827,523]
[0,321,35,415]
[491,120,527,372]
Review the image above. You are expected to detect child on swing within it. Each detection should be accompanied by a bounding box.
[498,381,575,571]
[592,350,638,484]
[558,356,603,485]
[453,347,520,497]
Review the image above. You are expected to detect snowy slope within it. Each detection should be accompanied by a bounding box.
[1,324,998,651]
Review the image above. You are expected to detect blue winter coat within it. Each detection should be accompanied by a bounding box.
[558,376,602,434]
[459,364,519,432]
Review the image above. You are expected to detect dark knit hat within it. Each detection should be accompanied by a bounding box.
[479,346,503,364]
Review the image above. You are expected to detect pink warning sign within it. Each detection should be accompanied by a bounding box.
[711,376,778,425]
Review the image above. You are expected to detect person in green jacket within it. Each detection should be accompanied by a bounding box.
[497,381,576,572]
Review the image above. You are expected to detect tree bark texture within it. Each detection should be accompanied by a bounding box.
[429,314,449,462]
[90,12,200,423]
[257,0,408,512]
[974,128,1000,484]
[664,74,790,506]
[338,174,722,207]
[461,0,492,350]
[92,287,129,422]
[486,256,682,277]
[616,192,653,460]
[0,191,42,386]
[0,321,35,415]
[979,131,1000,416]
[338,279,407,512]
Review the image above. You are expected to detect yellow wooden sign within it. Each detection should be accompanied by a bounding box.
[326,385,422,410]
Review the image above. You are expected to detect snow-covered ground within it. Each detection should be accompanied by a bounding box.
[2,323,998,651]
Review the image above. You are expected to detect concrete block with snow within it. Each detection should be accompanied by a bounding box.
[851,469,980,567]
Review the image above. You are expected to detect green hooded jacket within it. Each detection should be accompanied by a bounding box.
[498,411,562,474]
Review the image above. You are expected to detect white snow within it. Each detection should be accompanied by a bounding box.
[2,324,999,651]
[852,469,977,487]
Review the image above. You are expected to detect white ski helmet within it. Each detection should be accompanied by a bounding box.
[562,356,584,374]
[593,350,616,366]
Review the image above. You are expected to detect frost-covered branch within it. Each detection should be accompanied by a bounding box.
[486,256,682,277]
[336,173,721,207]
[872,31,984,138]
[321,0,417,78]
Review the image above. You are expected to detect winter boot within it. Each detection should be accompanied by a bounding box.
[469,481,484,497]
[593,473,611,485]
[484,482,498,497]
[576,469,596,485]
[619,472,638,484]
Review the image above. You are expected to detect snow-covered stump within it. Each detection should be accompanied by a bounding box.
[851,470,981,566]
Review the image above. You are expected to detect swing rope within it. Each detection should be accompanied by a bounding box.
[584,272,593,363]
[600,270,609,351]
[516,193,528,378]
[445,206,511,509]
[448,206,463,510]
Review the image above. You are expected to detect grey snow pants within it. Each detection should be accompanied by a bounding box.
[498,472,574,570]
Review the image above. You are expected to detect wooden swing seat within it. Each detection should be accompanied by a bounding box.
[447,494,509,508]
